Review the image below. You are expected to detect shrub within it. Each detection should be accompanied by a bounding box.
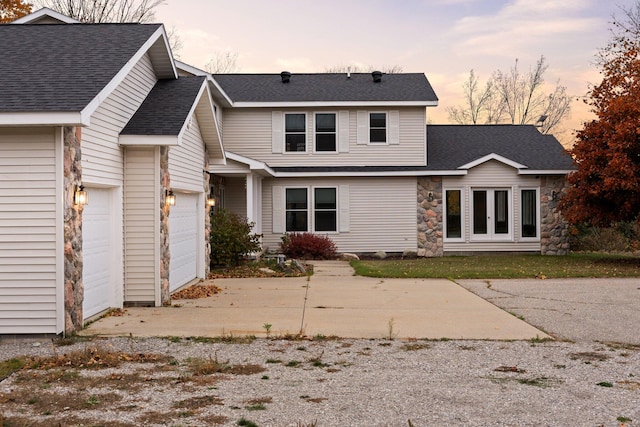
[570,222,640,252]
[280,232,337,260]
[210,209,262,267]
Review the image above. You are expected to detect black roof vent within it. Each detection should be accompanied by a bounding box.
[372,70,383,83]
[280,71,291,83]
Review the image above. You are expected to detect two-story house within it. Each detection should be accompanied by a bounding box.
[0,8,573,336]
[198,71,573,258]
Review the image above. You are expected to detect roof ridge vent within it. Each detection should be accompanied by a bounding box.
[372,70,383,83]
[280,71,291,83]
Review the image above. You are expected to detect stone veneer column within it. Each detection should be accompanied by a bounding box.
[159,146,170,305]
[417,177,443,257]
[540,175,571,255]
[203,151,211,276]
[63,126,83,333]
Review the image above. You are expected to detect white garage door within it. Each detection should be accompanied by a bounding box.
[82,187,113,319]
[169,192,199,291]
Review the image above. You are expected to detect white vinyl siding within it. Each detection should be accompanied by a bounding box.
[224,177,248,218]
[443,160,541,253]
[263,177,416,253]
[83,53,157,185]
[224,107,426,167]
[124,147,159,304]
[169,114,206,192]
[0,128,61,334]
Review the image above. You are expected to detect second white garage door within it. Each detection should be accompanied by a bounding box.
[169,192,199,291]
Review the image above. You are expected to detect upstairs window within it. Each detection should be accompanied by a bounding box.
[285,113,306,152]
[369,112,387,143]
[315,113,336,152]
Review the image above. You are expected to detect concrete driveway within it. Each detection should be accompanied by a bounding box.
[83,261,547,340]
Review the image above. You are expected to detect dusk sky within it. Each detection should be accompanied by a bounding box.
[155,0,636,145]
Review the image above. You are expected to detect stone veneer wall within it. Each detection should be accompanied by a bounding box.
[63,126,83,333]
[159,146,170,305]
[417,177,444,257]
[540,175,571,255]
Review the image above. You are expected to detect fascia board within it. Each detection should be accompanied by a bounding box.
[0,112,86,126]
[231,100,438,108]
[272,170,467,178]
[119,135,177,146]
[458,153,528,170]
[518,169,573,175]
[11,7,79,24]
[80,27,176,123]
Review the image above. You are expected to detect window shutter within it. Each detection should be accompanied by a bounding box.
[339,185,350,232]
[356,111,368,145]
[272,111,283,153]
[338,110,349,152]
[272,186,284,233]
[389,110,400,145]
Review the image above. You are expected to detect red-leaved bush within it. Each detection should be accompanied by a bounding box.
[280,233,337,260]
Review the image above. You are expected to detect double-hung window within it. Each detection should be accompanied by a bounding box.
[314,188,337,232]
[284,187,337,232]
[285,188,308,231]
[315,113,336,152]
[369,112,387,143]
[285,113,306,152]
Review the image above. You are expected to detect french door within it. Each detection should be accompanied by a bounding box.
[471,189,512,240]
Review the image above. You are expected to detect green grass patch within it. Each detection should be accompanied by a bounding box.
[351,253,640,279]
[0,357,26,380]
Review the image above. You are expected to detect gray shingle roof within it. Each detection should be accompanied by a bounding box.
[121,77,206,135]
[426,125,574,171]
[212,73,438,103]
[0,23,162,112]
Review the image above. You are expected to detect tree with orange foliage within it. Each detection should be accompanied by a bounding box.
[560,3,640,226]
[0,0,32,23]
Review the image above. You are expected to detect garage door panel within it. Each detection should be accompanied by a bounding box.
[169,192,199,291]
[82,187,113,319]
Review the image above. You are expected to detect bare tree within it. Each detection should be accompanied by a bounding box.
[324,64,404,73]
[447,56,571,135]
[446,69,502,124]
[34,0,165,23]
[205,51,240,74]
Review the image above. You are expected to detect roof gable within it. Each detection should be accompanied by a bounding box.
[120,77,225,162]
[426,125,574,173]
[212,72,438,106]
[0,23,176,125]
[11,7,79,24]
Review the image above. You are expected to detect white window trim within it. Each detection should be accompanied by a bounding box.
[443,187,465,243]
[284,112,308,154]
[470,187,514,242]
[368,111,388,145]
[313,111,338,154]
[519,187,541,242]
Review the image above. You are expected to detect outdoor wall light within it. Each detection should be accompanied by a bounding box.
[427,192,434,202]
[206,195,216,207]
[551,190,558,201]
[165,189,176,206]
[74,185,88,206]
